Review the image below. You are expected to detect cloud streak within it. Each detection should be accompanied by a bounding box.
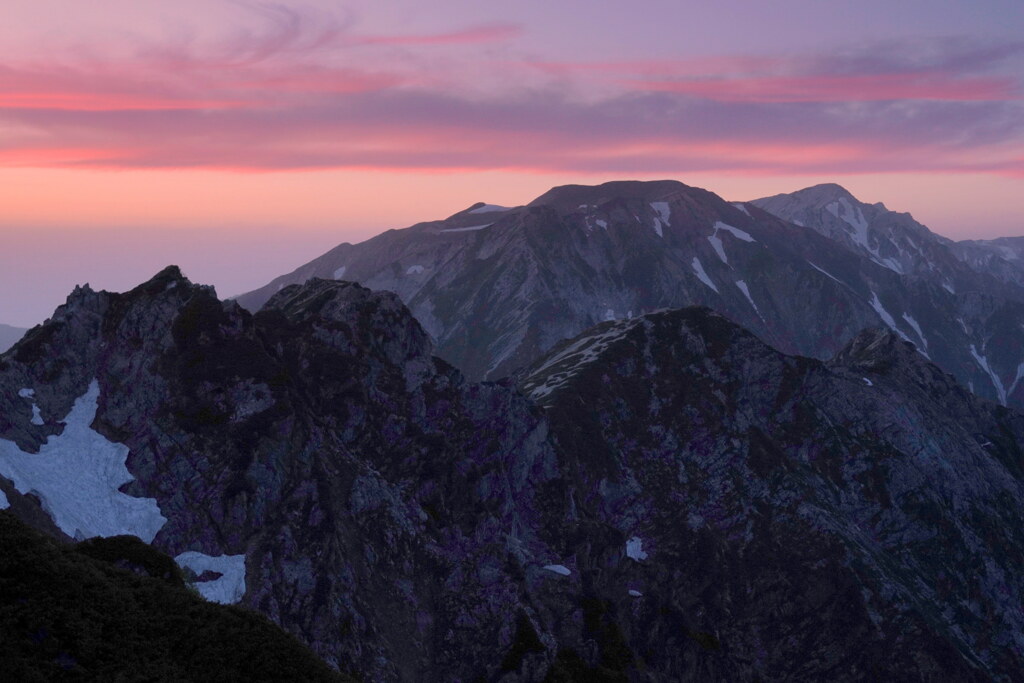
[0,18,1022,178]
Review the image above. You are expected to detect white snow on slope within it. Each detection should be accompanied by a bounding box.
[824,199,904,274]
[543,564,572,576]
[524,318,641,400]
[175,552,247,604]
[826,198,870,248]
[714,221,756,242]
[901,313,929,353]
[942,282,956,294]
[735,280,761,317]
[626,536,648,561]
[0,488,8,509]
[595,219,608,229]
[970,345,1007,405]
[808,262,845,287]
[629,589,643,597]
[650,202,671,237]
[333,266,346,279]
[406,265,425,275]
[732,202,751,216]
[691,258,719,292]
[440,223,493,233]
[20,388,44,425]
[469,204,510,214]
[868,293,912,344]
[0,381,166,541]
[708,234,728,264]
[707,222,755,265]
[863,377,874,386]
[1009,362,1024,396]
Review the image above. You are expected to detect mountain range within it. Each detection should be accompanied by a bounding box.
[4,178,1024,680]
[236,180,1024,410]
[3,263,1024,680]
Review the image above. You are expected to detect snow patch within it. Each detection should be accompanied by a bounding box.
[707,235,728,264]
[735,280,761,317]
[603,308,616,322]
[543,564,571,576]
[863,377,873,387]
[808,262,845,287]
[732,202,751,216]
[901,313,928,353]
[942,282,956,294]
[714,221,756,242]
[0,488,8,509]
[523,318,640,400]
[691,258,719,293]
[826,198,869,248]
[175,552,247,605]
[595,219,608,230]
[629,589,643,597]
[626,537,648,561]
[333,266,346,280]
[0,381,166,541]
[868,293,912,343]
[19,388,44,425]
[468,204,510,214]
[970,345,1007,405]
[406,265,425,275]
[440,223,492,233]
[1009,362,1024,396]
[650,201,671,237]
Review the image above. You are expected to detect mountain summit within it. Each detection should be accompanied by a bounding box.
[237,180,1024,408]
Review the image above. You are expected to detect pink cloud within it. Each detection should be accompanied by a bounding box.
[355,23,522,46]
[0,26,1022,179]
[628,72,1019,103]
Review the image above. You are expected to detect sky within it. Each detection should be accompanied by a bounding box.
[1,0,1023,327]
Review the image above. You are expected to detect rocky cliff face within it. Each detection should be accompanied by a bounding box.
[522,308,1024,681]
[236,180,1024,410]
[3,269,1024,680]
[0,268,569,681]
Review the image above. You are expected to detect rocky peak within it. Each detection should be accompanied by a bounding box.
[263,278,434,370]
[782,182,858,207]
[526,179,700,212]
[831,328,921,371]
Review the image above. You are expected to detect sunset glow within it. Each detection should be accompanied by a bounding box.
[2,0,1023,326]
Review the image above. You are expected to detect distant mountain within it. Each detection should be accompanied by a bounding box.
[752,183,1024,406]
[0,324,26,353]
[952,235,1024,289]
[6,270,1024,679]
[238,180,1024,408]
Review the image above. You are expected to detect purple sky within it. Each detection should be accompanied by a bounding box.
[1,0,1023,327]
